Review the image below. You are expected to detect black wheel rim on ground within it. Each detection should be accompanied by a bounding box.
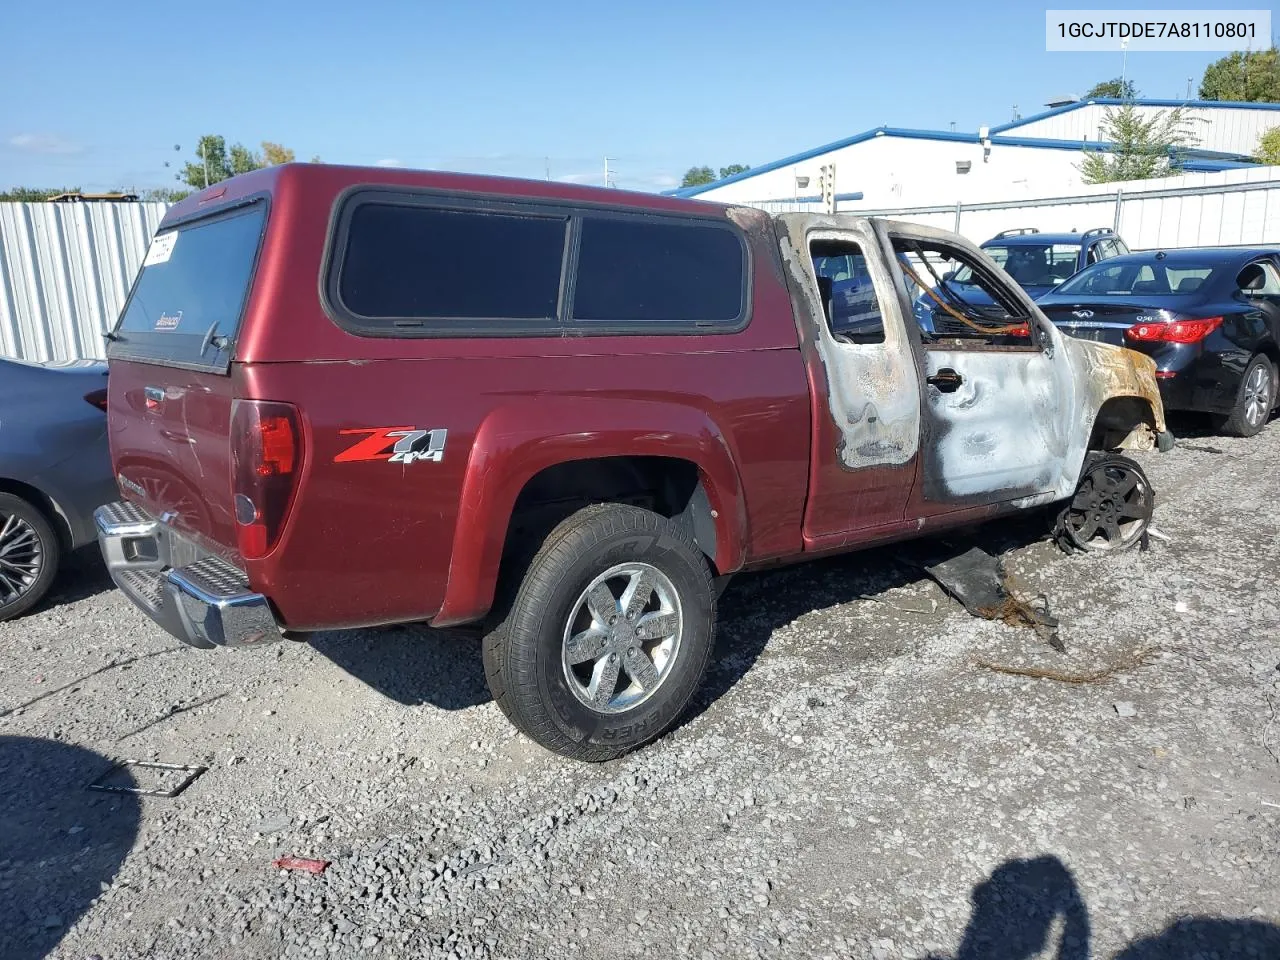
[0,510,44,608]
[1059,457,1154,552]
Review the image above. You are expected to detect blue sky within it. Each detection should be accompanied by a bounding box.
[0,0,1268,193]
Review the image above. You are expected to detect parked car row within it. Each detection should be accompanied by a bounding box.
[1,169,1276,768]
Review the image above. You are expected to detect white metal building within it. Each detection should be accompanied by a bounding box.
[673,98,1277,210]
[994,97,1280,158]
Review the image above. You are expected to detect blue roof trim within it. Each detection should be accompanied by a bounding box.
[762,191,867,204]
[992,97,1280,134]
[1182,158,1256,171]
[672,125,1256,196]
[669,127,893,197]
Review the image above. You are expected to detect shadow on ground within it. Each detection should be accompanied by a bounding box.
[39,546,115,609]
[311,509,1055,720]
[927,854,1280,960]
[0,736,140,960]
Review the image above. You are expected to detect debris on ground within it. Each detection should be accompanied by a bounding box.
[972,646,1161,685]
[272,856,331,875]
[86,760,208,798]
[1114,701,1138,717]
[859,593,939,615]
[921,546,1061,650]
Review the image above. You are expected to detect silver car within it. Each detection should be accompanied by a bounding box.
[0,357,117,620]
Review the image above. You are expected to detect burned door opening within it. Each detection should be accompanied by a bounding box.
[776,218,921,541]
[889,230,1071,508]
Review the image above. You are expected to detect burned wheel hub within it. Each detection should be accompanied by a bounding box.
[1057,455,1154,553]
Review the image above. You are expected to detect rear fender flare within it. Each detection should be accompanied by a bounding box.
[431,398,747,627]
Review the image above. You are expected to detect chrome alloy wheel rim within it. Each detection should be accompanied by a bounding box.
[561,562,683,714]
[1244,364,1272,428]
[0,511,43,606]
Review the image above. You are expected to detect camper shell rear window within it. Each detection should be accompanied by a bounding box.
[109,200,267,372]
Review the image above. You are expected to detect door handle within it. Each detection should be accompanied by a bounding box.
[927,368,964,393]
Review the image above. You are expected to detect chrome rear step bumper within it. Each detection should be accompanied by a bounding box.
[95,501,280,649]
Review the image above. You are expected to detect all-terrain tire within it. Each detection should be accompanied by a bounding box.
[0,492,61,622]
[482,503,716,761]
[1217,354,1275,438]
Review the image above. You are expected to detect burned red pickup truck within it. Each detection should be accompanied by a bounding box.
[96,164,1172,760]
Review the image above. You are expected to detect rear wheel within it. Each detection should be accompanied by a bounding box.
[1054,454,1153,553]
[482,503,715,761]
[0,493,61,622]
[1218,354,1275,438]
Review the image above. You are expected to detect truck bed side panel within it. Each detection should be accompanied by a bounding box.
[242,348,810,630]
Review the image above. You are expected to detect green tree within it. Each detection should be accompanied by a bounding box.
[262,142,295,166]
[180,135,233,188]
[229,142,262,175]
[1256,125,1280,164]
[1079,104,1195,184]
[142,186,193,203]
[718,163,750,178]
[0,186,80,201]
[1199,47,1280,102]
[681,165,715,187]
[178,136,299,189]
[1084,77,1137,99]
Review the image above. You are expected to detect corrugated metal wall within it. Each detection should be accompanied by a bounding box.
[0,201,168,362]
[804,167,1280,250]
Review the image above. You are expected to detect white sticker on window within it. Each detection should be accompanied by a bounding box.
[143,232,177,266]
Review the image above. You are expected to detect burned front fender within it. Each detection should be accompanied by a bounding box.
[1057,336,1171,484]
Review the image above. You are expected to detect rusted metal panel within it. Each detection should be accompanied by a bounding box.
[0,201,168,362]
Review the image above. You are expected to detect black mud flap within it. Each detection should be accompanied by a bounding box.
[922,546,1063,651]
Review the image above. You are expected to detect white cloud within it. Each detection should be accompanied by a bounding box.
[7,133,83,155]
[555,172,601,185]
[374,157,405,168]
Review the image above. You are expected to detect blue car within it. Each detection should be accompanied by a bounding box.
[0,357,116,619]
[1039,247,1280,437]
[914,227,1129,335]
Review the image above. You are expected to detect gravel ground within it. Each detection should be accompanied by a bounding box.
[2,415,1278,960]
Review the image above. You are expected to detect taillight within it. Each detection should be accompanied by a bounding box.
[1008,323,1030,338]
[230,400,304,560]
[84,388,109,412]
[1126,316,1222,344]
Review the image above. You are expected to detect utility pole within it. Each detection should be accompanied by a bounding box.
[201,139,210,188]
[1120,39,1130,93]
[818,163,836,214]
[603,157,617,188]
[545,157,551,180]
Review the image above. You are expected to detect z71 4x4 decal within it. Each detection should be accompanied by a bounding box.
[334,427,448,465]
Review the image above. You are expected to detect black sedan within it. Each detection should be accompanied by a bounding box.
[1038,248,1280,437]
